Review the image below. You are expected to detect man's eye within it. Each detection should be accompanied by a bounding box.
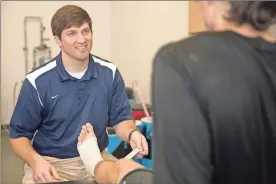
[83,29,90,34]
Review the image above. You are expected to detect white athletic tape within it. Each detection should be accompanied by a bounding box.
[124,148,141,159]
[77,136,103,177]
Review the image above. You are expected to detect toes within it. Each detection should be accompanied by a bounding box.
[78,123,96,147]
[78,124,93,147]
[80,132,85,142]
[85,123,95,137]
[81,126,87,137]
[78,132,84,147]
[77,135,82,147]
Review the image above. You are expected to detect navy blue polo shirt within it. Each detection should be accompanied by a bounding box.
[9,52,132,159]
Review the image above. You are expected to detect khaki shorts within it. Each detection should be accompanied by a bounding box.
[22,150,117,184]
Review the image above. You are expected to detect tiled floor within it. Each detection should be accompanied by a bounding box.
[1,130,25,184]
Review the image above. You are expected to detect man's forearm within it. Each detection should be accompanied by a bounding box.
[114,120,137,142]
[9,137,41,168]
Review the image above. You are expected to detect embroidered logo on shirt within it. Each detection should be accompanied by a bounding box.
[51,95,59,99]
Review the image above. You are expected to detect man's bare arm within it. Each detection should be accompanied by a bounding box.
[114,120,149,158]
[114,120,137,142]
[10,137,41,168]
[10,137,61,182]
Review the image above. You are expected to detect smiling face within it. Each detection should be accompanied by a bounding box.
[54,22,92,62]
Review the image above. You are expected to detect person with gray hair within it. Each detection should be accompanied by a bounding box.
[152,1,276,184]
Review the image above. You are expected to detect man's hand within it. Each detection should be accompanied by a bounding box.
[32,155,61,183]
[129,131,149,158]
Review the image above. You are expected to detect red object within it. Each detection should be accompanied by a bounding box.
[131,103,152,120]
[132,110,152,120]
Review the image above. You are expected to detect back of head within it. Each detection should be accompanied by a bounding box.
[51,5,92,39]
[227,2,276,31]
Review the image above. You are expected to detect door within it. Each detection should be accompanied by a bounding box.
[188,2,206,35]
[269,24,276,36]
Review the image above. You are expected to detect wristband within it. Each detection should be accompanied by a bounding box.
[128,129,140,143]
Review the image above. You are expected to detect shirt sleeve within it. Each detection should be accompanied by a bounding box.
[152,45,213,184]
[9,79,43,140]
[108,69,133,126]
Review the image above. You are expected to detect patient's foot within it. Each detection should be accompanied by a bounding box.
[77,123,97,146]
[77,123,103,177]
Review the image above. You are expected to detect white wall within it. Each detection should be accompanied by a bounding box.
[110,1,188,103]
[1,1,111,124]
[1,1,189,124]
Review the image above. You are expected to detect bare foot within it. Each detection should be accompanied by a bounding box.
[77,123,96,147]
[77,123,103,177]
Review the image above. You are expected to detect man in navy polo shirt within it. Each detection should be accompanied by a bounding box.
[9,5,148,184]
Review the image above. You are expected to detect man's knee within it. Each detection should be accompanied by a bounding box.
[22,176,35,184]
[21,163,71,184]
[22,164,34,184]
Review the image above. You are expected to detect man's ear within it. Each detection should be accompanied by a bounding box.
[54,35,62,47]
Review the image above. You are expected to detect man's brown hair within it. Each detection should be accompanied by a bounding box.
[51,5,92,39]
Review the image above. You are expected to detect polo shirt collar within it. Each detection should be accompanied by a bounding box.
[56,52,99,81]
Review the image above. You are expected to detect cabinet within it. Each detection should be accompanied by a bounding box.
[188,2,206,35]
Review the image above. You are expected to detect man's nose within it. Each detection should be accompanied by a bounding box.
[76,33,86,43]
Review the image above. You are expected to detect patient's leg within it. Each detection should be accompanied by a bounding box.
[77,123,103,177]
[77,123,144,184]
[95,158,144,184]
